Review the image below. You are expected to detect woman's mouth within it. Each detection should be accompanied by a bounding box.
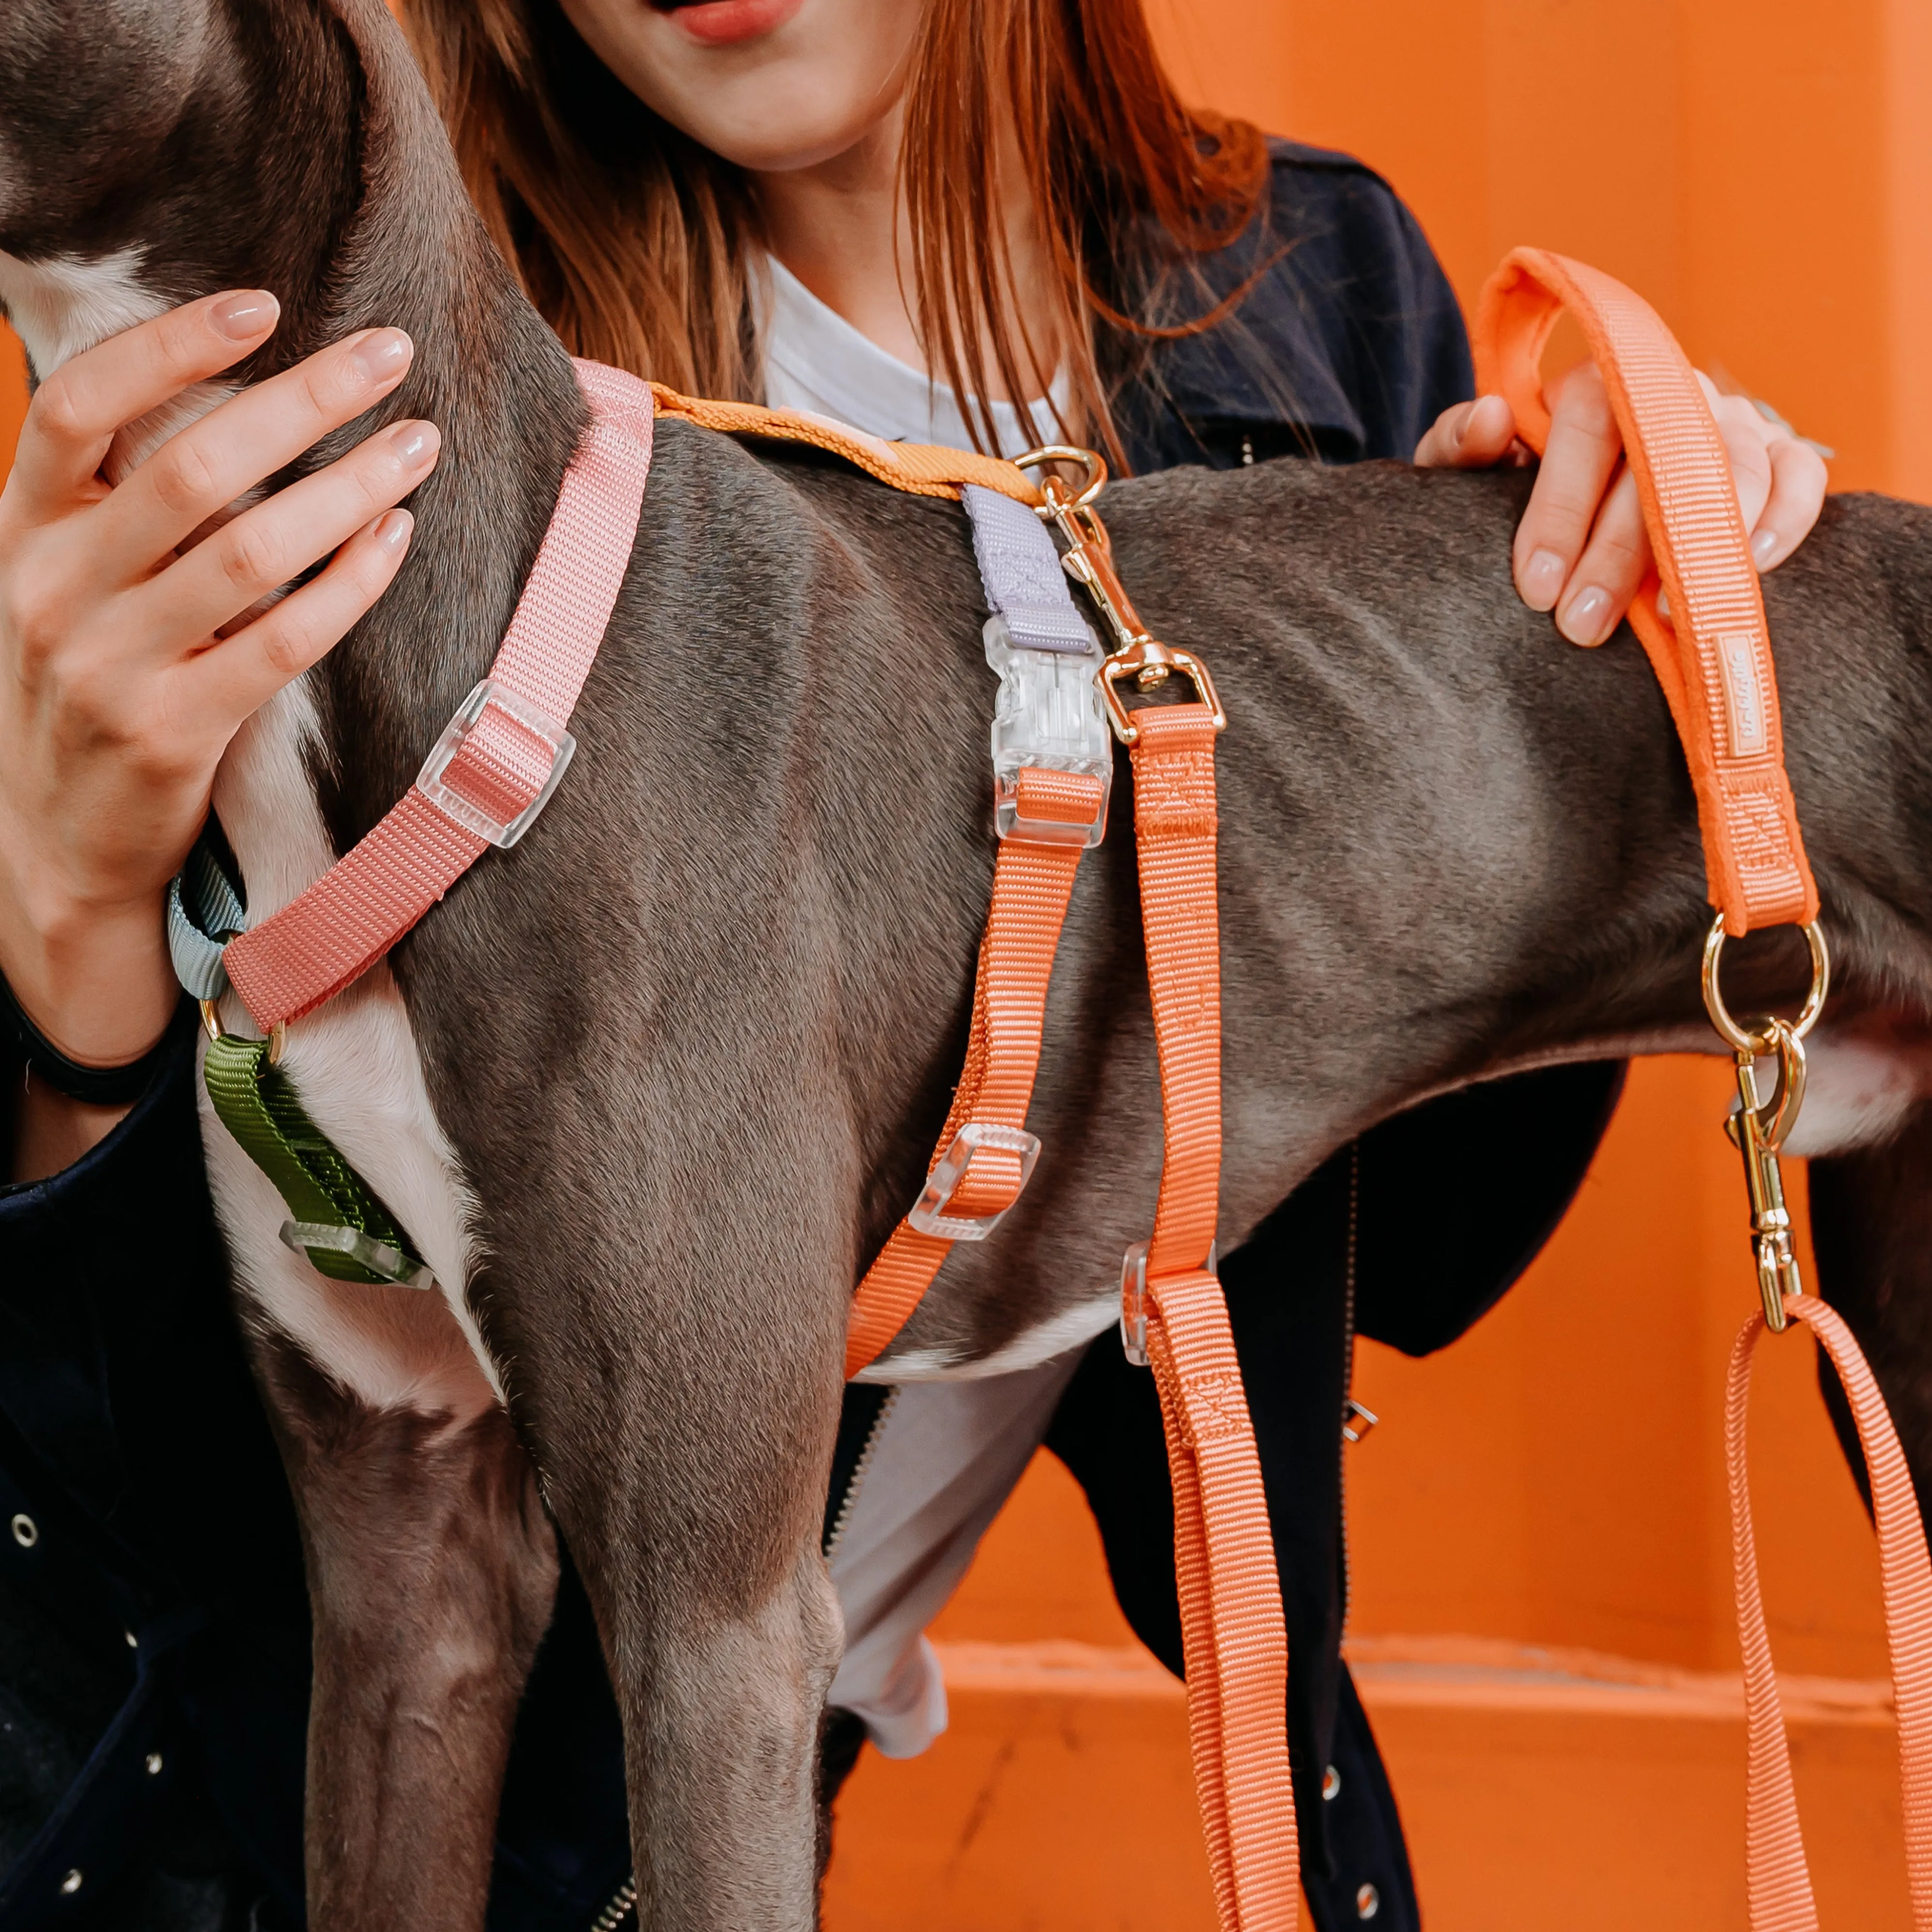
[650,0,806,46]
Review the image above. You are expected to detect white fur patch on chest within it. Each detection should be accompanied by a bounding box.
[0,245,163,376]
[202,680,505,1421]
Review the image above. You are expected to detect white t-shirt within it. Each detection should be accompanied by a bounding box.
[760,258,1101,1759]
[760,255,1067,460]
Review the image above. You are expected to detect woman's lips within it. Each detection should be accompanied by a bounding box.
[653,0,805,45]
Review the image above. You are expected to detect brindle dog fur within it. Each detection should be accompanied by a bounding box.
[4,2,1932,1928]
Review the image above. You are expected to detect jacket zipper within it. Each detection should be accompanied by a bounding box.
[589,1878,636,1931]
[1339,1141,1362,1621]
[823,1385,900,1560]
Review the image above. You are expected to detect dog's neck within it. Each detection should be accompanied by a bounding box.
[3,0,587,857]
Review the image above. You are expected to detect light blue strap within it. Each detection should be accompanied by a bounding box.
[166,841,246,1002]
[961,483,1095,654]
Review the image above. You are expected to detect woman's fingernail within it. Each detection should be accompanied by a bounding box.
[374,509,413,551]
[1558,584,1614,646]
[1751,527,1781,569]
[211,290,279,340]
[349,328,413,385]
[1520,547,1567,611]
[388,420,440,467]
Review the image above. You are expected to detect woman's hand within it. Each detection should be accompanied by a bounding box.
[1413,362,1828,645]
[0,290,440,1084]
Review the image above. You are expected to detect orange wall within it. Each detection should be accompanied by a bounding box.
[1149,0,1932,500]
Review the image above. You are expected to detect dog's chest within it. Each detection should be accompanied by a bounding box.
[202,684,505,1419]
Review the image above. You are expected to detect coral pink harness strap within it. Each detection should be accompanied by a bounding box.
[223,359,655,1032]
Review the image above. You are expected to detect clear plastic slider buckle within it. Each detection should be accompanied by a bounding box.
[907,1121,1043,1241]
[1120,1238,1217,1367]
[984,618,1112,848]
[416,678,577,849]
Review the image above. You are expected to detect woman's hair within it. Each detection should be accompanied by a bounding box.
[399,0,1269,461]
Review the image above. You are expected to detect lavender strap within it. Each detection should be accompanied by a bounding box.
[960,484,1095,654]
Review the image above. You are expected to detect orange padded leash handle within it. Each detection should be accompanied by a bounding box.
[1473,248,1818,936]
[1131,707,1299,1932]
[1728,1295,1932,1929]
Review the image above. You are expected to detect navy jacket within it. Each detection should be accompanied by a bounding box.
[0,142,1619,1932]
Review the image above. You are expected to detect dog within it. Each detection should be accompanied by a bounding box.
[5,1,1932,1926]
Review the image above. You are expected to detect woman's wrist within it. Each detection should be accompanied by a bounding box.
[0,880,181,1069]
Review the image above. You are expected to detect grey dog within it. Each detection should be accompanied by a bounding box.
[3,1,1931,1927]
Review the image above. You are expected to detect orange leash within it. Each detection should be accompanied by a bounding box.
[1129,706,1299,1932]
[1477,249,1932,1925]
[1474,250,1816,936]
[1729,1296,1932,1931]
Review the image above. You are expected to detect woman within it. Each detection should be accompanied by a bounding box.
[0,0,1824,1925]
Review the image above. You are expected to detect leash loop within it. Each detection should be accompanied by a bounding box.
[1700,912,1830,1055]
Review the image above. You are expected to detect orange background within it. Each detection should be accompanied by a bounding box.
[3,0,1926,1921]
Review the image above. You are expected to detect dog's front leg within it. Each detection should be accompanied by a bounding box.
[253,1325,559,1932]
[518,1273,846,1931]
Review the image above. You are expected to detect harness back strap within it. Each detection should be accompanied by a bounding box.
[1131,706,1298,1932]
[1474,248,1818,937]
[649,385,1041,507]
[1729,1296,1932,1930]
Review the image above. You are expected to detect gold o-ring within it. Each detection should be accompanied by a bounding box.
[1701,912,1829,1055]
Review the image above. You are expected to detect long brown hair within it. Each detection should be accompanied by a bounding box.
[399,0,1268,461]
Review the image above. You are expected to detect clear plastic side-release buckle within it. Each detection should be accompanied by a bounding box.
[280,1219,434,1288]
[416,678,577,849]
[984,617,1111,848]
[1120,1238,1217,1366]
[906,1121,1043,1241]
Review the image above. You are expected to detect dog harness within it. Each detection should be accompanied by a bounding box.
[172,262,1932,1931]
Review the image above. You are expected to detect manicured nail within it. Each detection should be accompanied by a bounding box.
[211,290,279,340]
[388,420,440,467]
[374,509,413,551]
[1751,527,1781,569]
[1558,584,1614,646]
[349,328,413,385]
[1519,547,1567,611]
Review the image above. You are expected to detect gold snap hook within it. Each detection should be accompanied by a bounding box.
[1011,443,1108,517]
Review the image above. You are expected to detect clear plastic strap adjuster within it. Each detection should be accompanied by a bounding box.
[416,678,578,849]
[984,617,1111,848]
[280,1219,434,1289]
[1120,1238,1217,1367]
[906,1121,1043,1241]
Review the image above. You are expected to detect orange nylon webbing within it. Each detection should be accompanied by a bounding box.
[1728,1295,1932,1929]
[844,767,1103,1380]
[670,390,1296,1920]
[1472,248,1818,937]
[1132,707,1299,1932]
[650,385,1042,507]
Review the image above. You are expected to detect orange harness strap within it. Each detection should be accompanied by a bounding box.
[664,385,1295,1919]
[650,384,1040,507]
[1475,250,1817,935]
[844,766,1104,1379]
